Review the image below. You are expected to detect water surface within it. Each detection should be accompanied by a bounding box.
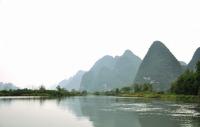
[0,96,200,127]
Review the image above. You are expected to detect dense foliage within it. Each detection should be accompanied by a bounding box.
[134,83,153,93]
[171,61,200,95]
[0,86,87,97]
[96,84,153,96]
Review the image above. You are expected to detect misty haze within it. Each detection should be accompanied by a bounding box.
[0,0,200,127]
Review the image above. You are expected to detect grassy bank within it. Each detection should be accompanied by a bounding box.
[118,92,200,102]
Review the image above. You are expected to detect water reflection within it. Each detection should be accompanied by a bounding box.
[0,96,93,127]
[57,96,200,127]
[0,96,200,127]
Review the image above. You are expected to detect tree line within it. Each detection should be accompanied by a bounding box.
[0,85,87,97]
[100,61,200,96]
[1,61,200,97]
[170,61,200,95]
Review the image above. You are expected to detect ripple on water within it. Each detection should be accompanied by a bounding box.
[107,103,163,112]
[169,105,200,117]
[103,102,200,118]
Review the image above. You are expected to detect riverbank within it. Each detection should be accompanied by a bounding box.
[0,89,87,97]
[1,89,199,103]
[118,92,200,102]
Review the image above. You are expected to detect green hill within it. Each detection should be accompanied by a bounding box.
[80,50,141,92]
[134,41,182,91]
[188,47,200,71]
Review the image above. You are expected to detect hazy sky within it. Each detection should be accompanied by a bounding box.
[0,0,200,88]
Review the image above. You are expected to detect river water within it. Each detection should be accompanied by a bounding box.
[0,96,199,127]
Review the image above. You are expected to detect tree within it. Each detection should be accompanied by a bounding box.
[56,85,62,91]
[143,83,149,91]
[81,90,87,95]
[121,86,132,93]
[171,69,196,95]
[134,83,153,93]
[134,84,142,92]
[195,61,200,93]
[170,61,200,95]
[196,61,200,74]
[39,85,46,91]
[115,88,120,95]
[198,87,200,96]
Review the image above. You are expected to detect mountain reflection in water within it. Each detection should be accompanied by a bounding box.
[0,96,200,127]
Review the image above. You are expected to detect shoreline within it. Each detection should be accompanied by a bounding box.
[116,93,200,103]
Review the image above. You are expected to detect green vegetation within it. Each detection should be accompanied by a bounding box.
[93,84,151,96]
[94,65,200,102]
[120,93,199,102]
[96,86,200,102]
[0,85,87,97]
[96,61,200,103]
[1,62,200,103]
[94,83,153,96]
[171,61,200,95]
[134,83,153,93]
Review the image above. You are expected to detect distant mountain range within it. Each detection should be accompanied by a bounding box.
[0,82,18,90]
[188,47,200,71]
[179,61,187,66]
[80,50,141,92]
[58,71,85,91]
[58,41,200,92]
[179,61,187,72]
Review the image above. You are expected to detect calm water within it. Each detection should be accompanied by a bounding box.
[0,96,200,127]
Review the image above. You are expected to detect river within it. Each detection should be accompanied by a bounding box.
[0,96,199,127]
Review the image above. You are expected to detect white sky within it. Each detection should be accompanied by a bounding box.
[0,0,200,88]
